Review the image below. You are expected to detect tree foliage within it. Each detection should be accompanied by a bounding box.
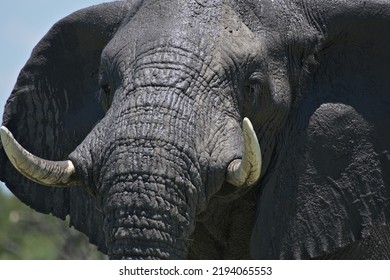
[0,188,106,259]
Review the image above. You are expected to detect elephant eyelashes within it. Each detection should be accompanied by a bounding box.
[243,72,263,101]
[99,74,111,93]
[99,76,113,111]
[242,82,260,107]
[101,82,111,93]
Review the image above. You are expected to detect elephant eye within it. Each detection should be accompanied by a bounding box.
[99,73,111,92]
[101,83,111,95]
[243,84,258,107]
[242,72,264,106]
[98,76,113,111]
[243,82,259,106]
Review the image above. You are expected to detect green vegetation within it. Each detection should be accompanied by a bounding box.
[0,188,106,260]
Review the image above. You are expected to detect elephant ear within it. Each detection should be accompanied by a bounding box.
[252,1,390,259]
[0,1,135,254]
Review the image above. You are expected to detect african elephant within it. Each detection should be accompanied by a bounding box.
[1,0,390,260]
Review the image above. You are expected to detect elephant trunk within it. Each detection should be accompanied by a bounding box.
[104,174,195,259]
[79,85,204,259]
[99,134,200,259]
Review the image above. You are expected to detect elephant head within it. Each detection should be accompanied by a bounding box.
[1,0,390,259]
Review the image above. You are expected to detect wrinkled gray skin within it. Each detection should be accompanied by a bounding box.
[1,0,390,259]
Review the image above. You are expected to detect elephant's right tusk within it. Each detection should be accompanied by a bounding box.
[0,126,79,187]
[226,118,262,187]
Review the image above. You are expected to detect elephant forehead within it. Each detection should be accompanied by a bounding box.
[104,0,224,62]
[210,4,265,73]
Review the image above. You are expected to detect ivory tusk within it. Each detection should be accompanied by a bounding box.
[226,118,262,187]
[0,126,79,187]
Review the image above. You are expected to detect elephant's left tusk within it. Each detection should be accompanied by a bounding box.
[226,118,262,187]
[0,126,79,187]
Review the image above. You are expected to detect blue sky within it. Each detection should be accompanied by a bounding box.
[0,0,115,193]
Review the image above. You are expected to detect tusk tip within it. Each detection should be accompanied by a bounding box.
[242,117,251,128]
[226,117,262,187]
[0,126,12,147]
[242,117,256,135]
[1,125,78,187]
[0,126,10,134]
